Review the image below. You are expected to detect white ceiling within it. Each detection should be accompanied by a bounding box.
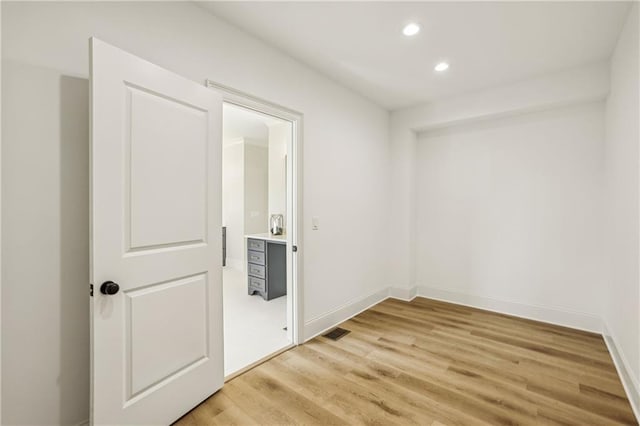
[223,103,282,146]
[201,1,631,110]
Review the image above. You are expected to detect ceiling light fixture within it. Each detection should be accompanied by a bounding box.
[434,62,450,72]
[403,23,420,37]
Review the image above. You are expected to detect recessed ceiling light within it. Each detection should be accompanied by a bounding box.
[434,62,450,72]
[403,23,420,37]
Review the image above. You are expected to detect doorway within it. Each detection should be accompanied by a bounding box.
[218,94,301,378]
[89,39,304,424]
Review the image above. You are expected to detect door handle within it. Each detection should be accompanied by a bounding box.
[100,281,120,295]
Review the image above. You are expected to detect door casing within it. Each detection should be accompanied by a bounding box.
[207,79,304,346]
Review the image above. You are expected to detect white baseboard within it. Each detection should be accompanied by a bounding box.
[602,322,640,423]
[388,285,418,301]
[74,420,89,426]
[303,284,602,339]
[303,287,389,341]
[415,285,602,333]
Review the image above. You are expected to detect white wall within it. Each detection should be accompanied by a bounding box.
[1,2,390,424]
[268,122,289,229]
[2,60,90,425]
[389,62,610,297]
[603,2,640,408]
[244,142,269,235]
[222,141,244,269]
[223,139,268,270]
[416,102,605,320]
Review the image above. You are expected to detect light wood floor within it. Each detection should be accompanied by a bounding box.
[175,297,637,425]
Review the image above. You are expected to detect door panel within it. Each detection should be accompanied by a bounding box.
[90,38,223,425]
[127,84,208,251]
[126,273,208,399]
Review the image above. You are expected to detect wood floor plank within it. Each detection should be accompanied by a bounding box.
[374,301,611,360]
[174,297,637,426]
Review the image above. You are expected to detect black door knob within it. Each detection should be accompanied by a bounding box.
[100,281,120,295]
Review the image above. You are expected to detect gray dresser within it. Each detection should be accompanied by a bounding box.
[247,238,286,301]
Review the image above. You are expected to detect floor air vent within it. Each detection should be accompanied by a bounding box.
[323,327,351,341]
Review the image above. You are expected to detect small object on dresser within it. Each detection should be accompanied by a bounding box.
[270,214,284,235]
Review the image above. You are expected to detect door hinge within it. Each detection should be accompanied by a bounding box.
[292,245,298,253]
[90,284,94,297]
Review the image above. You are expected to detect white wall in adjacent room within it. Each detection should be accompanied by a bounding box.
[1,2,390,424]
[268,122,289,229]
[415,102,605,319]
[222,141,245,269]
[244,142,269,236]
[603,2,640,401]
[223,139,268,269]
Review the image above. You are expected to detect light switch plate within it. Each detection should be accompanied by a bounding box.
[312,216,319,230]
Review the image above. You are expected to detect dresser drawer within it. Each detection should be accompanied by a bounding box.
[247,238,265,252]
[248,263,265,279]
[247,250,265,265]
[248,276,265,292]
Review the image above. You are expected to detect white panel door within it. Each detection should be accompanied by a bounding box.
[90,38,223,425]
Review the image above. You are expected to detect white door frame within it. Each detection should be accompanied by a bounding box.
[206,80,304,346]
